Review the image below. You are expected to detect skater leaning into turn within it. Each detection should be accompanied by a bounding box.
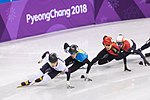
[64,43,92,81]
[115,34,150,66]
[90,35,131,71]
[138,38,150,57]
[18,51,74,89]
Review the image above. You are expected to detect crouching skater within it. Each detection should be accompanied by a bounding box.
[64,43,92,81]
[18,51,74,89]
[115,34,150,67]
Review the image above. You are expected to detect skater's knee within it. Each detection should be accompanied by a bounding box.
[98,60,108,65]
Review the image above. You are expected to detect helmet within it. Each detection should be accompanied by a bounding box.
[103,36,113,45]
[49,53,58,63]
[116,34,124,48]
[64,43,70,50]
[68,45,78,54]
[116,34,124,43]
[64,43,70,53]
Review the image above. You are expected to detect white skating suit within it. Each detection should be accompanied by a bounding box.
[29,60,68,85]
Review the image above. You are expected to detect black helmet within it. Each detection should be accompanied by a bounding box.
[49,53,58,63]
[64,43,70,50]
[64,43,70,53]
[68,45,78,54]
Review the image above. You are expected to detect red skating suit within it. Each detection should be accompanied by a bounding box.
[107,43,120,56]
[121,39,133,52]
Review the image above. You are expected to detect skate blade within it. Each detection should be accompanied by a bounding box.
[67,86,75,89]
[17,82,35,88]
[17,85,25,88]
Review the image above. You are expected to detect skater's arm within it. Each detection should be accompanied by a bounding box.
[38,51,50,63]
[141,38,150,50]
[42,51,50,59]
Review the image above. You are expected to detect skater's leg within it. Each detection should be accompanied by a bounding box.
[123,57,131,71]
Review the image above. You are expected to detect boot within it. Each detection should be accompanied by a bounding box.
[21,80,31,86]
[124,64,131,72]
[35,76,43,83]
[124,68,131,72]
[144,60,150,66]
[145,53,150,57]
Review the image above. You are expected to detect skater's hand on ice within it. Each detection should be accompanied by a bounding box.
[60,71,65,74]
[38,59,43,64]
[84,74,92,81]
[66,81,74,89]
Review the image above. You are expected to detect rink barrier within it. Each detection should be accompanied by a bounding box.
[0,0,95,42]
[95,0,150,24]
[0,0,150,42]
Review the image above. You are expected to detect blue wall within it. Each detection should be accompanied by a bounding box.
[0,0,17,4]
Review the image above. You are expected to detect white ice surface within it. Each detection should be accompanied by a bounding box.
[0,18,150,100]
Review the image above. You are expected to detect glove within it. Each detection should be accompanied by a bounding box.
[84,74,92,81]
[139,61,143,65]
[66,81,74,89]
[137,48,141,52]
[130,49,134,53]
[60,71,65,74]
[38,59,43,64]
[146,38,150,44]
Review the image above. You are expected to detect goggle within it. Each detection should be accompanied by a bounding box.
[104,44,111,46]
[69,52,77,55]
[117,42,123,46]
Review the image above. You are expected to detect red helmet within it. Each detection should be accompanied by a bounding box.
[103,36,112,45]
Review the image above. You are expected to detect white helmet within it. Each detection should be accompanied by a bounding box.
[116,34,124,43]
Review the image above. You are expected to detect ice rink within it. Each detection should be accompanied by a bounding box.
[0,18,150,100]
